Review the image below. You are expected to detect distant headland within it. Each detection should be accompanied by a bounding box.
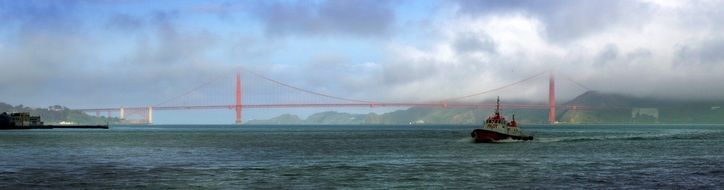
[248,91,724,125]
[4,91,724,125]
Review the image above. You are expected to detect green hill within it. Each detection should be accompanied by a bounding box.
[559,91,724,124]
[248,91,724,125]
[0,103,120,125]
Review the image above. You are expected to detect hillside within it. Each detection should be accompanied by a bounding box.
[559,91,724,124]
[0,103,120,125]
[248,91,724,124]
[247,108,550,125]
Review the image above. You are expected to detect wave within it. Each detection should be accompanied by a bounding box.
[460,137,531,143]
[457,137,475,143]
[493,138,530,143]
[535,130,717,143]
[461,134,662,143]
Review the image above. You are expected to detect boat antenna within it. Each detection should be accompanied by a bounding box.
[495,96,500,115]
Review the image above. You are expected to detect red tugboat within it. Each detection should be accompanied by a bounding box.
[471,97,534,143]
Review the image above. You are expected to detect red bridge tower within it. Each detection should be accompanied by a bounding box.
[235,72,243,125]
[548,71,556,124]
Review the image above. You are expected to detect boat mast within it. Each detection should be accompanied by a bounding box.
[495,96,500,116]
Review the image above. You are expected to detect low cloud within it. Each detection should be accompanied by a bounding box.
[251,0,395,37]
[268,1,724,102]
[453,0,652,43]
[106,13,144,31]
[0,5,235,108]
[2,0,724,114]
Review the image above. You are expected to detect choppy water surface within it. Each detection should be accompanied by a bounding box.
[1,124,723,189]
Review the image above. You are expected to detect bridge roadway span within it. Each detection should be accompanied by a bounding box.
[74,103,592,112]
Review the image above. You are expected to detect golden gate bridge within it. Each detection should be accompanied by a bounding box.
[74,68,593,125]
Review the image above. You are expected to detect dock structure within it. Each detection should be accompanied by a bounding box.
[0,112,107,130]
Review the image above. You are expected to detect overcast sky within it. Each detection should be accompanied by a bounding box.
[2,0,724,122]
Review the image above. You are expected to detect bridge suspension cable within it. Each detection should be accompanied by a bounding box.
[154,68,551,107]
[153,72,231,107]
[73,67,606,124]
[239,68,376,104]
[441,71,548,102]
[560,74,592,91]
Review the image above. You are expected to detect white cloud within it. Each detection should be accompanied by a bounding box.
[303,0,724,103]
[3,0,724,114]
[357,13,566,102]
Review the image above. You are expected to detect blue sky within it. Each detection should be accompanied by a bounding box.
[2,0,724,123]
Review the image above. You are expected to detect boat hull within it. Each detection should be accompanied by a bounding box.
[470,129,533,143]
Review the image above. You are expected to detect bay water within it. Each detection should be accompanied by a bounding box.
[1,124,723,189]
